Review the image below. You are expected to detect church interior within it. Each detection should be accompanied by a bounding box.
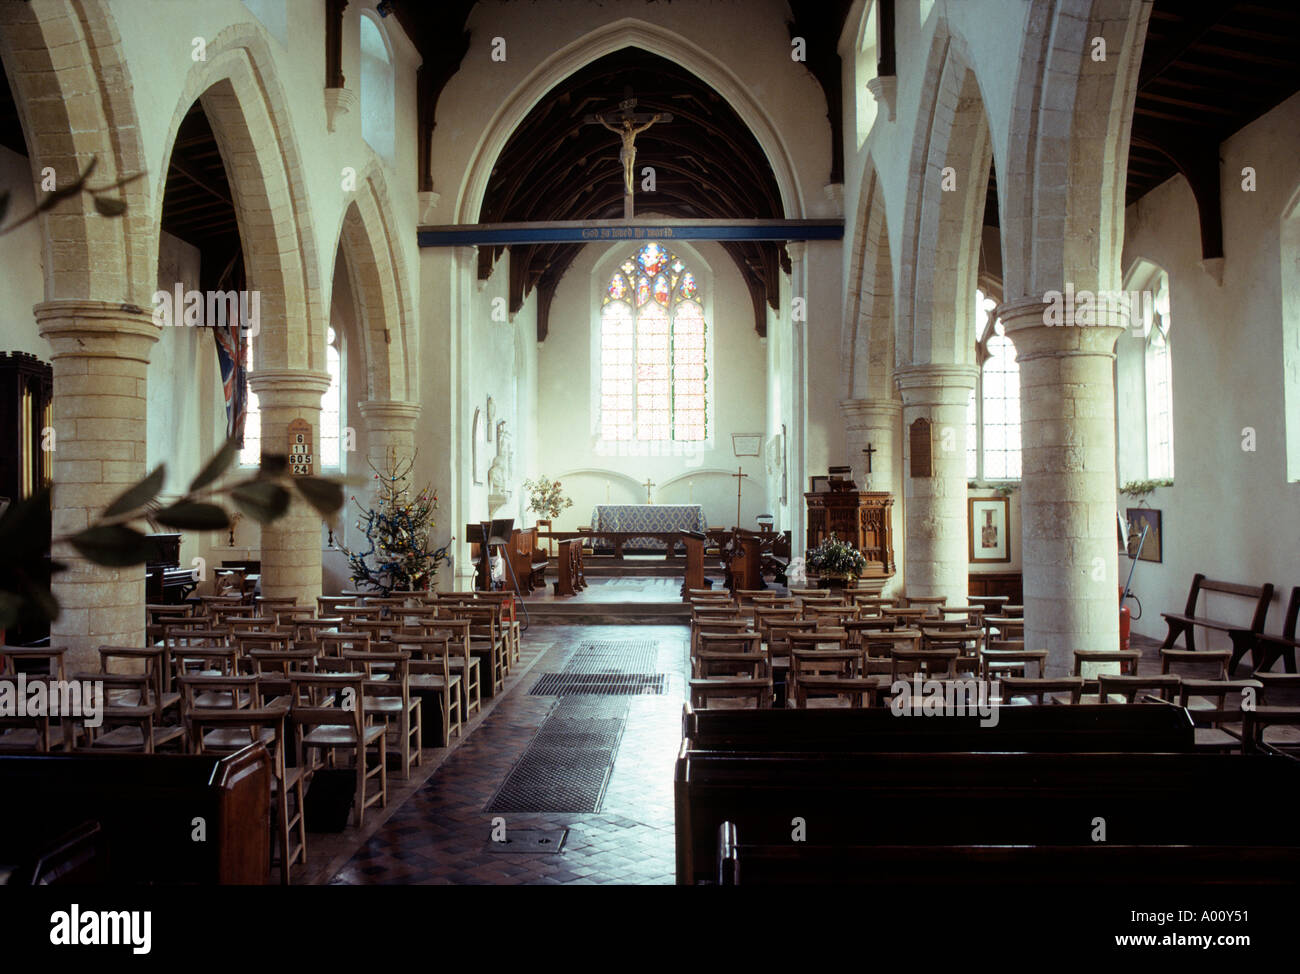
[1,0,1300,916]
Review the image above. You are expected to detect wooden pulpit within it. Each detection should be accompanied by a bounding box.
[804,489,896,575]
[725,533,763,593]
[680,531,707,600]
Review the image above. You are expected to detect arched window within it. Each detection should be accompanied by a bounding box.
[966,289,1020,481]
[359,14,395,163]
[599,243,708,444]
[239,342,260,467]
[1144,273,1174,480]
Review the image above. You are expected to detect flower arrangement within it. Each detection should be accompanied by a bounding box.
[522,476,574,519]
[806,534,870,579]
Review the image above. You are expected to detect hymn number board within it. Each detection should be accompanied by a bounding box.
[288,418,313,476]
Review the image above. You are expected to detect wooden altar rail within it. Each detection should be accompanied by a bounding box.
[539,529,694,561]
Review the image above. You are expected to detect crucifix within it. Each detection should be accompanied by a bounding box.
[863,443,876,487]
[732,467,745,530]
[583,86,673,220]
[642,477,655,504]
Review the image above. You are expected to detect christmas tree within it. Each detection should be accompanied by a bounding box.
[341,450,450,593]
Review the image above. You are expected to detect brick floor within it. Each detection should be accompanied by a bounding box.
[327,624,688,886]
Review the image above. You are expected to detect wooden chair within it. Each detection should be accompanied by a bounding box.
[1160,647,1231,679]
[451,605,507,693]
[390,634,463,744]
[1241,707,1300,755]
[981,645,1048,681]
[689,642,772,709]
[188,703,306,883]
[902,595,946,615]
[890,647,960,681]
[317,595,357,615]
[294,617,344,642]
[289,673,387,829]
[0,674,68,751]
[1000,676,1084,705]
[98,645,180,717]
[1177,679,1262,751]
[178,673,262,711]
[984,615,1025,642]
[77,672,184,753]
[804,603,859,626]
[0,645,68,681]
[428,618,480,716]
[344,650,422,779]
[939,605,986,626]
[475,592,522,666]
[1095,673,1181,704]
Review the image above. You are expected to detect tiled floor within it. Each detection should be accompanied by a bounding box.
[327,624,689,885]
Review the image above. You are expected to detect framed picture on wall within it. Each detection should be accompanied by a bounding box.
[732,433,763,457]
[968,497,1010,563]
[1125,507,1162,563]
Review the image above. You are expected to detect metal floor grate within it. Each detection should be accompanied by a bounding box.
[561,640,660,673]
[485,699,628,813]
[529,639,665,696]
[530,672,666,696]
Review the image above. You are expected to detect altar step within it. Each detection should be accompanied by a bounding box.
[518,599,690,626]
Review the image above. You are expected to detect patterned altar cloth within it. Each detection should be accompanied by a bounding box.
[589,504,707,551]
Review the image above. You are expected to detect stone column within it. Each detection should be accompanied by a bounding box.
[1001,297,1124,676]
[357,399,421,499]
[247,369,332,607]
[840,397,900,493]
[894,363,977,607]
[786,241,808,557]
[841,397,902,592]
[36,300,159,673]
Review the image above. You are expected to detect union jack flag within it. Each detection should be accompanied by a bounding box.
[212,322,247,444]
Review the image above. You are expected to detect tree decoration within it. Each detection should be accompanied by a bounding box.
[522,475,574,519]
[340,450,450,593]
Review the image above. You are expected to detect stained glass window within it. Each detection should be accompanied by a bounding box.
[239,326,344,469]
[600,244,709,443]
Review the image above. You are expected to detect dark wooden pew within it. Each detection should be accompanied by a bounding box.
[1160,573,1273,675]
[1255,585,1299,674]
[677,748,1300,885]
[681,701,1196,753]
[0,745,271,884]
[552,538,586,597]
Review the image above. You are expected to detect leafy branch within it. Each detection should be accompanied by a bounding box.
[0,439,351,628]
[0,156,145,237]
[1119,479,1173,503]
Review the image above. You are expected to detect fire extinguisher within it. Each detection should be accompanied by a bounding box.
[1119,513,1149,651]
[1119,587,1132,651]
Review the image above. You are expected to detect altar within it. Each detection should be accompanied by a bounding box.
[589,504,707,553]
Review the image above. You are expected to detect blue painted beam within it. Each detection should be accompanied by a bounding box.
[416,219,843,247]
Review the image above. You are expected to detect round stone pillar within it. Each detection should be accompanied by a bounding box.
[247,369,332,608]
[894,364,977,607]
[357,399,421,500]
[1001,297,1125,676]
[839,397,900,492]
[36,300,159,673]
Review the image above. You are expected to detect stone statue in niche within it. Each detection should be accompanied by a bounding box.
[488,420,512,496]
[497,421,513,481]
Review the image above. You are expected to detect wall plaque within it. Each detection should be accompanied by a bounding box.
[909,417,932,478]
[288,418,313,476]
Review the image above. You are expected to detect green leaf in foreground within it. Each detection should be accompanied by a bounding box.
[102,465,165,517]
[93,195,127,217]
[260,454,288,476]
[189,437,239,492]
[68,524,153,567]
[230,481,291,523]
[293,476,345,517]
[155,501,230,530]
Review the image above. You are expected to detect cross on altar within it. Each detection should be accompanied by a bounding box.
[642,477,655,503]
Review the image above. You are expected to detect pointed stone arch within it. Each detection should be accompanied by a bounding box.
[893,22,995,368]
[454,16,809,223]
[842,165,895,402]
[331,163,416,404]
[0,0,151,304]
[152,23,326,373]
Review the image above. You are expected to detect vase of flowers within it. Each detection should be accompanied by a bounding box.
[522,475,574,523]
[806,534,869,588]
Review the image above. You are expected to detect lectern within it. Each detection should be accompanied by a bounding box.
[804,489,895,575]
